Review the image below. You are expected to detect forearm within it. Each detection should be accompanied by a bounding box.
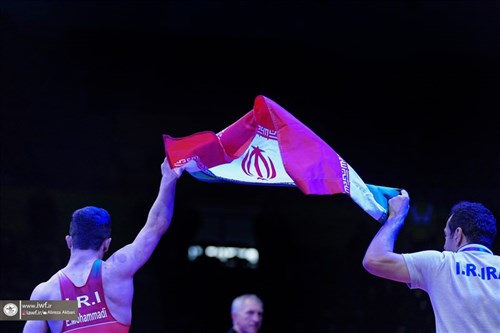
[123,163,179,269]
[146,174,177,235]
[369,215,404,252]
[106,159,181,275]
[362,189,411,282]
[362,215,409,282]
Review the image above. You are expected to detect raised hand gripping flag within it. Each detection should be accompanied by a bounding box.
[164,95,401,223]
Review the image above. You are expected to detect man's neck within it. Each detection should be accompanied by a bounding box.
[67,249,101,268]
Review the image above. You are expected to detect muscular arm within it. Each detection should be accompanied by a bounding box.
[107,158,181,277]
[362,189,411,283]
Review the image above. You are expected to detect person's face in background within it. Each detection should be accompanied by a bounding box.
[233,298,263,333]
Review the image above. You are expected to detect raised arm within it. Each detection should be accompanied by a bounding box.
[107,158,181,277]
[362,189,411,283]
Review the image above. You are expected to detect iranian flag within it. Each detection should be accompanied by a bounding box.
[164,95,401,223]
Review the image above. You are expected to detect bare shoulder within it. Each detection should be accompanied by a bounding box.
[30,273,61,300]
[102,244,137,278]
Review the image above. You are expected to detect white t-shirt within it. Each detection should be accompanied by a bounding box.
[402,244,500,333]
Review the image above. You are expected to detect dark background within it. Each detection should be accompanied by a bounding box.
[1,1,499,332]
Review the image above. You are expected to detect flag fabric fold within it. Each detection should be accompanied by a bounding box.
[164,95,401,223]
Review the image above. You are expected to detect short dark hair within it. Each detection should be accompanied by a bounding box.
[69,206,112,250]
[448,201,497,248]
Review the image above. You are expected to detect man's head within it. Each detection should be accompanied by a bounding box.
[444,201,497,251]
[230,294,263,333]
[68,206,112,251]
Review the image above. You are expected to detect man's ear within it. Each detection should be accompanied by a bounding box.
[102,238,112,253]
[453,227,465,246]
[65,235,72,249]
